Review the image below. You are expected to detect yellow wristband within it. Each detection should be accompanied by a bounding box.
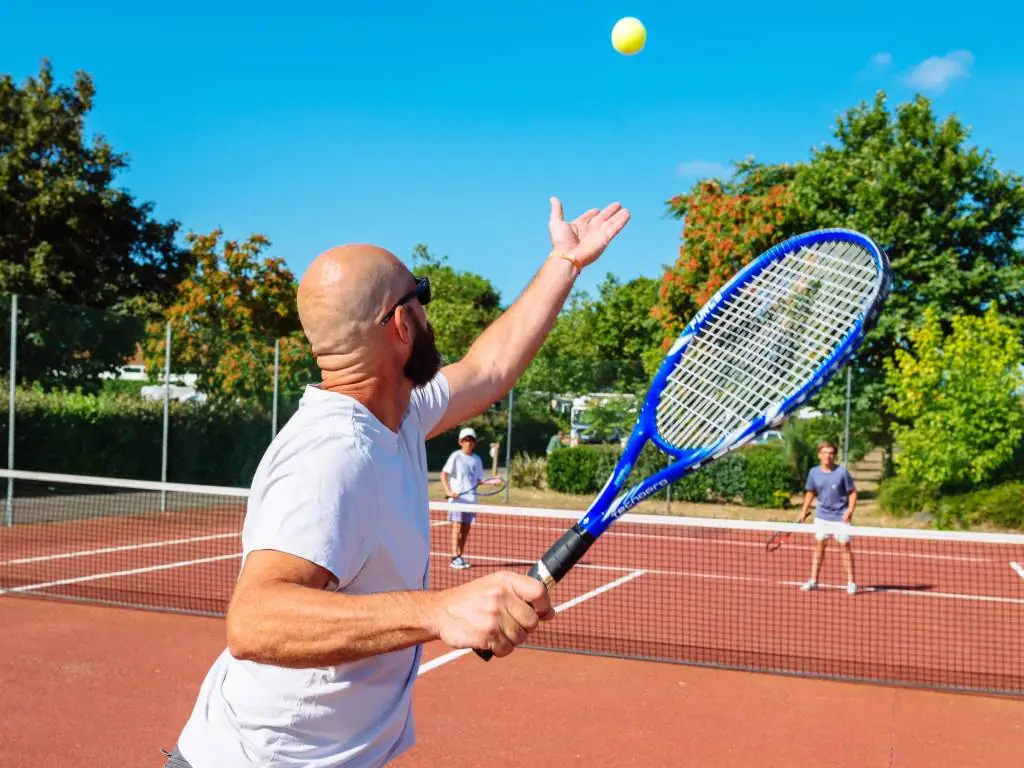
[554,250,582,274]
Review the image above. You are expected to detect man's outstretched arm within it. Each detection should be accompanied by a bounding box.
[430,197,630,438]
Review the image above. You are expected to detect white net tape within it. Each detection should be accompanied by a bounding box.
[656,240,879,450]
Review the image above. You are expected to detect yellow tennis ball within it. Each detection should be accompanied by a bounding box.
[611,17,646,55]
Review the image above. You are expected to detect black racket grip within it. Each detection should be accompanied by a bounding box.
[473,525,594,662]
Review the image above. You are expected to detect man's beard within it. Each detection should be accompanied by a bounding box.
[404,316,442,388]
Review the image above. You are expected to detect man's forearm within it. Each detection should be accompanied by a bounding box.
[463,254,578,393]
[227,583,440,668]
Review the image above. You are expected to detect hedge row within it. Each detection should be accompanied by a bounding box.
[0,384,564,488]
[544,443,797,508]
[877,475,1024,530]
[0,386,277,487]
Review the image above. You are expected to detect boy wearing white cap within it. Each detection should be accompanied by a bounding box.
[440,427,491,569]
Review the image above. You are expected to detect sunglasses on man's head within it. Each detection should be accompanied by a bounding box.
[379,276,432,326]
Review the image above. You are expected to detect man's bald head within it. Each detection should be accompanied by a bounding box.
[297,244,413,359]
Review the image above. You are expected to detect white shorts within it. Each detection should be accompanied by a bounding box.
[814,518,852,544]
[447,499,476,524]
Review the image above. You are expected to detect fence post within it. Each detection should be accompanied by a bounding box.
[843,365,852,465]
[6,294,17,527]
[161,322,171,512]
[272,338,280,439]
[504,388,514,502]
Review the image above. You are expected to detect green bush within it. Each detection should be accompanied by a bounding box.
[543,442,793,508]
[509,453,546,489]
[935,483,1024,531]
[672,471,712,503]
[703,454,747,503]
[877,475,932,518]
[546,445,604,495]
[0,384,273,486]
[741,445,796,507]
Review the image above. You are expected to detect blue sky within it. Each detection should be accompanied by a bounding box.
[3,1,1023,305]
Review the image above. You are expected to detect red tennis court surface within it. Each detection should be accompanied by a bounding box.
[1,595,1021,767]
[1,492,1023,765]
[4,501,1021,694]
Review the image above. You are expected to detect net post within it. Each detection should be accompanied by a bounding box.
[504,388,514,502]
[6,294,17,527]
[161,321,171,513]
[272,338,280,439]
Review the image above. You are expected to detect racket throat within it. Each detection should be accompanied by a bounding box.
[527,524,595,588]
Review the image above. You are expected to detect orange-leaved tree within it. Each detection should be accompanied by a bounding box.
[653,160,798,355]
[143,230,316,406]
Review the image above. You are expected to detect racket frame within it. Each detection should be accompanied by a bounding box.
[525,230,887,584]
[476,228,890,659]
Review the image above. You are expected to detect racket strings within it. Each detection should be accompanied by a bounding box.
[655,240,879,450]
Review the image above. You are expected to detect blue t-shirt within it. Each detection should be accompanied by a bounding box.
[805,465,855,522]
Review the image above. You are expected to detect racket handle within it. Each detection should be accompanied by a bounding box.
[473,525,594,662]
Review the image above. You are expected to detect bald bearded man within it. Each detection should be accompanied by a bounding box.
[163,197,631,768]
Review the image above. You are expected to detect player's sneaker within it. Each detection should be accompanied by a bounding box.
[800,580,818,591]
[450,556,471,570]
[847,582,857,595]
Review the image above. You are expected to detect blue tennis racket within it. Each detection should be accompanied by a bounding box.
[475,228,891,661]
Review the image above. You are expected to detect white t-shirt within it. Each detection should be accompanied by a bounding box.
[177,374,450,768]
[441,450,484,502]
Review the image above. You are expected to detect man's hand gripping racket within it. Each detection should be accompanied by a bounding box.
[474,228,891,660]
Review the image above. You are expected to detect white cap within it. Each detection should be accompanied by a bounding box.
[458,427,477,441]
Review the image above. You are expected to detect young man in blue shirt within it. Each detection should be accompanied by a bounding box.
[797,440,858,595]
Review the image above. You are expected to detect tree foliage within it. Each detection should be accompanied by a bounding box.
[884,307,1024,492]
[142,230,316,404]
[789,93,1024,466]
[519,274,661,395]
[0,61,194,388]
[0,60,191,313]
[411,245,502,364]
[656,93,1024,471]
[657,160,796,344]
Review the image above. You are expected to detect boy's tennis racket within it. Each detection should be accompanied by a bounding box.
[476,228,891,661]
[451,476,507,499]
[765,531,792,552]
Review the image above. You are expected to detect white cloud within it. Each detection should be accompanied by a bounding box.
[904,50,974,93]
[676,160,729,178]
[870,51,893,68]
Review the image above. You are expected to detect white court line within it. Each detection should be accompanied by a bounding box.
[0,532,239,566]
[779,580,1024,604]
[0,553,240,594]
[1012,562,1024,581]
[428,551,1024,603]
[6,547,1019,608]
[455,520,1001,565]
[417,569,646,676]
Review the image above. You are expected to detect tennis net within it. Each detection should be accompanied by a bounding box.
[1,468,1022,696]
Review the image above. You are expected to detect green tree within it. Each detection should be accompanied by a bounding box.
[0,61,192,388]
[0,61,190,309]
[520,274,662,395]
[657,94,1024,474]
[658,160,797,347]
[789,92,1024,470]
[142,230,316,405]
[517,289,597,395]
[410,245,502,364]
[884,307,1024,493]
[591,275,661,390]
